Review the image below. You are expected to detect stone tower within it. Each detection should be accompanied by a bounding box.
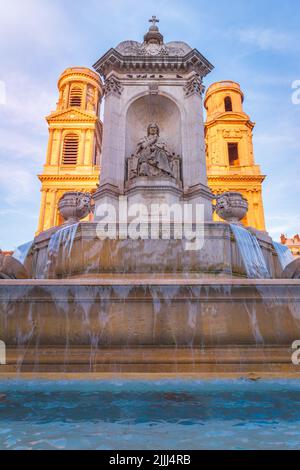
[93,17,214,220]
[205,81,266,231]
[37,67,103,233]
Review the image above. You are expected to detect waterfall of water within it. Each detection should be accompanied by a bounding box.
[230,224,270,279]
[44,223,79,278]
[273,241,294,270]
[13,241,34,265]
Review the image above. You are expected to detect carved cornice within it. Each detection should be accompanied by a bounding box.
[58,68,101,89]
[38,174,100,182]
[183,183,214,200]
[47,108,100,123]
[93,48,214,78]
[208,174,266,183]
[205,113,255,129]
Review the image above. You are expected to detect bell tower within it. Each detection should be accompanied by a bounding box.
[204,81,266,231]
[37,67,103,233]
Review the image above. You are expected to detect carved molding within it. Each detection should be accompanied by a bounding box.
[104,76,123,97]
[148,83,159,94]
[222,129,243,139]
[94,49,214,79]
[38,175,99,182]
[184,76,205,97]
[208,175,266,183]
[138,44,169,56]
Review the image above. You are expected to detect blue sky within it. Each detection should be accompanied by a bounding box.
[0,0,299,250]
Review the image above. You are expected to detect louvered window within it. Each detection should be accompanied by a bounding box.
[62,134,79,165]
[224,96,233,112]
[69,86,82,107]
[228,143,239,167]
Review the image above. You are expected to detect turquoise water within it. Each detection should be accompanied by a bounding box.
[0,380,300,450]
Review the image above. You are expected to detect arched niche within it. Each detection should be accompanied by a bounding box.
[125,94,182,158]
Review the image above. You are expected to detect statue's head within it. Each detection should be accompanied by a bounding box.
[147,123,159,137]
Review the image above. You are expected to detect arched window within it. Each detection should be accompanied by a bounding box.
[69,86,82,107]
[62,134,79,165]
[224,96,233,112]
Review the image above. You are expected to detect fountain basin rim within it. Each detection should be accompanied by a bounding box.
[0,278,300,286]
[1,372,300,381]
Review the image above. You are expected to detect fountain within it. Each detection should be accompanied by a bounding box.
[0,20,300,379]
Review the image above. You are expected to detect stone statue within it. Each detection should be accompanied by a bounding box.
[282,258,300,279]
[127,123,181,181]
[0,250,28,279]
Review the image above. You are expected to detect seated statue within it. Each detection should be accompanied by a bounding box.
[0,250,28,279]
[127,123,181,181]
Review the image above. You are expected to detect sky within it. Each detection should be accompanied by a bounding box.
[0,0,299,250]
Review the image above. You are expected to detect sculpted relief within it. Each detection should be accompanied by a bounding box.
[126,123,181,182]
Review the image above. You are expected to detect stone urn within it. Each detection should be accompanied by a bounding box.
[58,192,92,225]
[214,191,248,224]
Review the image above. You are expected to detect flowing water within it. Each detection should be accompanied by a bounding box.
[273,241,294,270]
[230,224,270,279]
[13,241,34,265]
[0,379,300,450]
[44,223,79,278]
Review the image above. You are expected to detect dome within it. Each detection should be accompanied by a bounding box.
[115,41,141,55]
[165,41,192,56]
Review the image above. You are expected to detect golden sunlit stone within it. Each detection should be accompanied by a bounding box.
[37,67,103,233]
[205,81,266,231]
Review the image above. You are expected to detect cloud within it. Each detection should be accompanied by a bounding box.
[1,73,57,130]
[0,0,72,52]
[0,164,39,205]
[0,128,46,162]
[267,215,300,240]
[234,28,295,52]
[0,73,54,164]
[254,131,300,149]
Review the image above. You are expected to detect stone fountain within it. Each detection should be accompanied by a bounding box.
[1,20,300,378]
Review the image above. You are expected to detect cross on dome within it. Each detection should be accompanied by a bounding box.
[149,15,159,27]
[144,15,163,45]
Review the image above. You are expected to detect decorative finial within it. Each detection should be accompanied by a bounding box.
[144,15,163,45]
[149,15,159,27]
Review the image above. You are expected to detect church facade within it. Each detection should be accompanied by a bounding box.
[37,18,266,233]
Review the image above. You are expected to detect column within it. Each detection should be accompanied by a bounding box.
[37,189,47,232]
[83,83,88,111]
[46,129,54,165]
[49,190,57,227]
[86,129,95,166]
[51,130,63,166]
[98,92,123,188]
[78,130,86,166]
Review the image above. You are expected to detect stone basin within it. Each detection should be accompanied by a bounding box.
[1,277,300,376]
[28,222,282,279]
